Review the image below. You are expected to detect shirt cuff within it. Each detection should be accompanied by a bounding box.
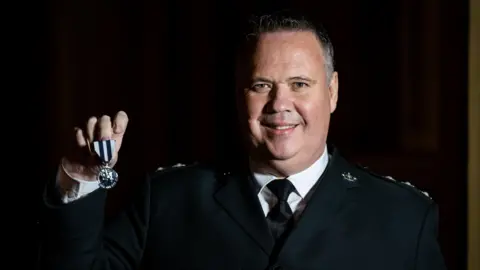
[56,159,100,203]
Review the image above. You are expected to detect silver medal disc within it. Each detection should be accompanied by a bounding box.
[98,166,118,189]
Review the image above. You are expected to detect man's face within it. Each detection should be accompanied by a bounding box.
[237,30,338,174]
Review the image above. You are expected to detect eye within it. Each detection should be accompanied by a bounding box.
[251,83,271,92]
[292,82,309,88]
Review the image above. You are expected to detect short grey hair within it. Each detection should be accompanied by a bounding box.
[240,12,335,82]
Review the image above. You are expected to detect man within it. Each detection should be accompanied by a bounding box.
[39,13,447,270]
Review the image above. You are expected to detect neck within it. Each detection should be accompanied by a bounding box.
[249,144,326,177]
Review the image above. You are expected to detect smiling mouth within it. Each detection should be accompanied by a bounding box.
[262,123,299,135]
[263,124,298,130]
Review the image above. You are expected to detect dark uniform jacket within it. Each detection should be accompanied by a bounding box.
[39,147,447,270]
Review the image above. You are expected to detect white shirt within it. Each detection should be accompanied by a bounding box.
[251,146,329,219]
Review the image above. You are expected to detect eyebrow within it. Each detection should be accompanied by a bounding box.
[251,76,317,84]
[251,76,274,84]
[287,76,317,83]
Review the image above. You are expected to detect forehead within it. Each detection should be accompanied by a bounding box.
[251,31,325,71]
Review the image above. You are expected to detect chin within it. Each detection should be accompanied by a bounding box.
[265,142,300,161]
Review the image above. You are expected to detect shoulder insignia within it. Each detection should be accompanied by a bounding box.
[156,162,194,172]
[356,164,432,200]
[341,172,357,182]
[400,180,431,199]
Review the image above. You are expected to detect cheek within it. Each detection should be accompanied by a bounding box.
[244,95,266,139]
[296,95,331,130]
[245,95,265,120]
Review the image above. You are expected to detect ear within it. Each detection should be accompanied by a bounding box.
[328,71,339,113]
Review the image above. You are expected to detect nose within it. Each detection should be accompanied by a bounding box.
[264,83,293,114]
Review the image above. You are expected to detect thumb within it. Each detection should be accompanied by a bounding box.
[114,122,126,134]
[112,111,129,151]
[113,111,128,133]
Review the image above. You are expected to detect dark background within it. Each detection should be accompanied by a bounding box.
[27,0,468,269]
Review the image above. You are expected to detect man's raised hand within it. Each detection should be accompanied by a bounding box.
[63,111,129,181]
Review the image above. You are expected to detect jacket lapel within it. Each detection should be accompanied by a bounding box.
[279,149,360,256]
[213,171,274,255]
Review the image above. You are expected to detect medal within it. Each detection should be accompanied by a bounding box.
[92,139,118,189]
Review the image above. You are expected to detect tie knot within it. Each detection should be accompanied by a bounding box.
[267,179,296,202]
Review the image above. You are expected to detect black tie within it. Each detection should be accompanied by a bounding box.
[266,179,297,243]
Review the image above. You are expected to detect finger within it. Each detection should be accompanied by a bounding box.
[113,111,129,134]
[75,127,95,156]
[66,127,92,164]
[75,127,87,147]
[86,116,98,143]
[97,115,113,140]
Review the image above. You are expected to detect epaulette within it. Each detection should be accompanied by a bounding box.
[356,164,433,201]
[155,162,198,173]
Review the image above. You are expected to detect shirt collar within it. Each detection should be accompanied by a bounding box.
[251,145,329,198]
